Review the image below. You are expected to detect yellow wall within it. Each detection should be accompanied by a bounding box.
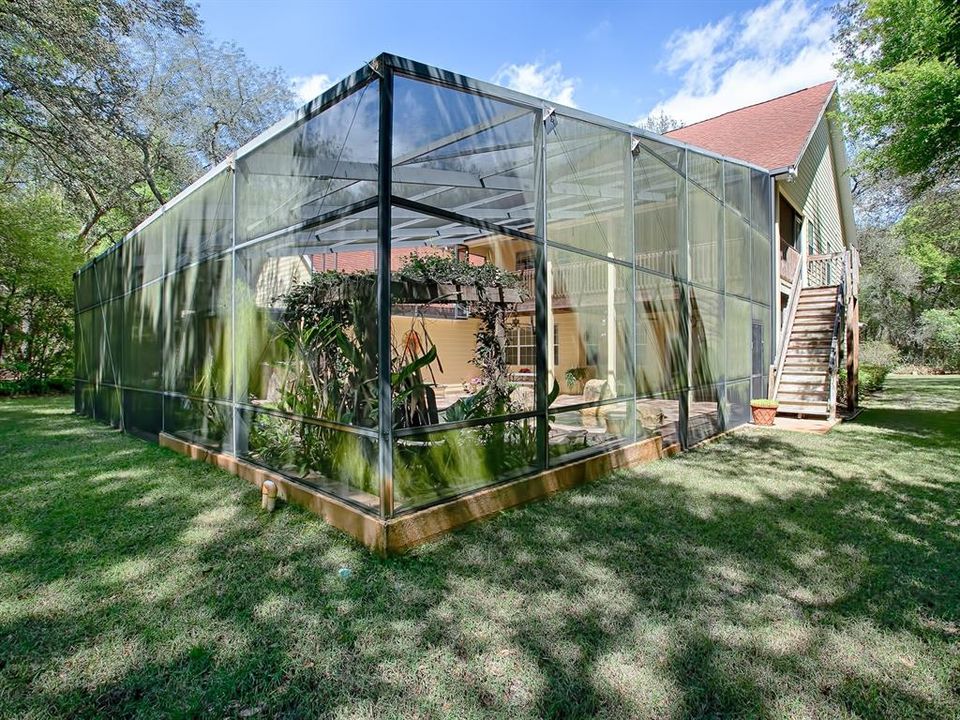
[391,315,482,387]
[390,311,589,394]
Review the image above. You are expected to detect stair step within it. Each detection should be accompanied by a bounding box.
[788,341,832,349]
[780,372,828,382]
[801,287,839,296]
[791,328,833,335]
[797,301,838,311]
[778,389,829,400]
[794,310,837,318]
[791,330,833,338]
[779,380,829,390]
[777,402,831,417]
[793,317,835,325]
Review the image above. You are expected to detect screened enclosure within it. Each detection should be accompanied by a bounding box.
[74,54,775,520]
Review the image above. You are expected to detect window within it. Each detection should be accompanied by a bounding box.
[507,324,535,366]
[506,323,558,367]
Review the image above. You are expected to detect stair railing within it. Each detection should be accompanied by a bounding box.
[827,260,847,418]
[771,256,804,399]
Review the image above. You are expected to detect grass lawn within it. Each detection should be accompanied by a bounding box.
[1,376,959,719]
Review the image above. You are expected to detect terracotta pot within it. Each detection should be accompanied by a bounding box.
[750,404,778,425]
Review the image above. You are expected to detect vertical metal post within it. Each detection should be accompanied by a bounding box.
[768,175,777,396]
[717,163,727,428]
[679,149,690,449]
[533,109,549,469]
[377,67,395,519]
[625,138,638,442]
[229,159,239,457]
[159,210,166,434]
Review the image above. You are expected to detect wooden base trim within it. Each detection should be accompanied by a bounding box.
[158,433,386,552]
[158,432,665,555]
[384,435,663,552]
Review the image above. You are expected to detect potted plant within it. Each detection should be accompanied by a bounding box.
[750,398,779,425]
[564,366,593,394]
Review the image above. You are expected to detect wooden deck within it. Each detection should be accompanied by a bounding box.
[763,414,841,434]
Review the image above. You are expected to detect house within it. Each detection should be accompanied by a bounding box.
[73,54,858,552]
[667,81,860,415]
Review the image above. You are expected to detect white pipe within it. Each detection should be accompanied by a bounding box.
[261,480,278,512]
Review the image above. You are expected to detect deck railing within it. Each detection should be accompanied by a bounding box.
[520,247,718,300]
[806,251,846,287]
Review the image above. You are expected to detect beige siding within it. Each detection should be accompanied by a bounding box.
[392,316,482,387]
[389,311,590,395]
[254,255,311,306]
[779,118,846,255]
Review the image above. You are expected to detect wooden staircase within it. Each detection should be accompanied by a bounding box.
[769,248,860,421]
[775,286,839,417]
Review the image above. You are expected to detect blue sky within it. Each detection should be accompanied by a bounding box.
[196,0,837,126]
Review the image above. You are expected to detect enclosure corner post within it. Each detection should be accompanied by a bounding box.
[377,65,395,519]
[625,136,638,443]
[769,171,777,396]
[679,148,691,450]
[533,107,549,469]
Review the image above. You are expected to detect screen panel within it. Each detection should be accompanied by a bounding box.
[546,115,630,260]
[237,81,379,245]
[392,76,537,233]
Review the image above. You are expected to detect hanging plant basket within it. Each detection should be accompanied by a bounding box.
[393,278,436,302]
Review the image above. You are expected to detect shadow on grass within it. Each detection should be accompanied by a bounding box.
[1,376,958,718]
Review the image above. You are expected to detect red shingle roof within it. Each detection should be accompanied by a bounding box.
[665,80,836,170]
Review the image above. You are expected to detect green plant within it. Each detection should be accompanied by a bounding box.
[564,367,590,390]
[918,309,960,371]
[860,341,901,368]
[750,398,779,408]
[398,252,524,290]
[250,254,535,502]
[838,363,893,402]
[444,385,490,422]
[860,364,891,394]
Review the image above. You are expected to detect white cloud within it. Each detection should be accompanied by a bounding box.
[492,61,578,107]
[586,19,612,42]
[290,73,333,103]
[640,0,837,126]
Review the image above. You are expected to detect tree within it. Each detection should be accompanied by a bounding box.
[917,308,960,370]
[0,1,293,253]
[896,189,960,310]
[835,0,960,193]
[857,185,960,360]
[129,31,293,172]
[857,223,919,347]
[0,1,199,246]
[636,110,683,134]
[0,189,82,379]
